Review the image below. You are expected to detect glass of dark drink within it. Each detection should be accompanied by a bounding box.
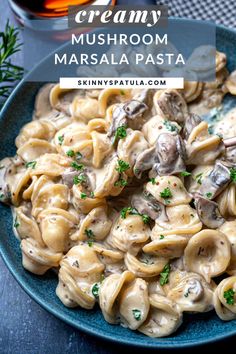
[8,0,114,29]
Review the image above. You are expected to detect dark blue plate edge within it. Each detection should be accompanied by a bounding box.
[0,19,236,349]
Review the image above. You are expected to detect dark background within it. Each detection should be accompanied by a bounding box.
[0,0,236,353]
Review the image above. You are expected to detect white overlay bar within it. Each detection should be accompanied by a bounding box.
[60,77,184,89]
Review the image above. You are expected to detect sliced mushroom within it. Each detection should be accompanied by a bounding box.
[182,113,202,140]
[155,89,188,124]
[195,196,225,229]
[199,160,231,199]
[184,229,231,282]
[153,133,186,175]
[133,146,156,178]
[123,100,148,119]
[167,270,214,313]
[131,192,168,221]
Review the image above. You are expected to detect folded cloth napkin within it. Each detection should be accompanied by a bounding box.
[160,0,235,28]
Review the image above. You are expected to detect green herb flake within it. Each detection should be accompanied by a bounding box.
[115,126,127,142]
[230,167,236,182]
[85,228,95,247]
[71,161,84,171]
[160,187,172,199]
[142,214,150,224]
[0,193,4,199]
[132,309,142,321]
[76,152,82,160]
[14,217,20,228]
[223,288,235,305]
[160,263,171,286]
[150,178,156,185]
[66,149,75,157]
[114,178,128,187]
[180,171,191,177]
[80,192,87,200]
[194,173,203,185]
[120,89,125,96]
[90,191,94,198]
[159,235,165,240]
[205,192,213,199]
[120,207,139,219]
[163,120,178,132]
[116,160,130,173]
[92,283,100,299]
[58,135,64,145]
[26,161,37,169]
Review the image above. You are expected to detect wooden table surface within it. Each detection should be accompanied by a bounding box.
[0,1,236,353]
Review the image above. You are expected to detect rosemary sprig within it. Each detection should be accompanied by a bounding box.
[0,20,23,104]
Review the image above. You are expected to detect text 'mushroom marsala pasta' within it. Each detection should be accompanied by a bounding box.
[1,50,236,338]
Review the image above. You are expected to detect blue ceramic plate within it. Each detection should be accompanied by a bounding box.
[1,20,236,349]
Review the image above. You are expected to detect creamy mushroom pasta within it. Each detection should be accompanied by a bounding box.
[1,50,236,338]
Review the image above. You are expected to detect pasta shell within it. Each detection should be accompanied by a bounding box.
[143,235,188,258]
[99,270,135,323]
[216,276,236,315]
[124,252,167,277]
[119,278,150,330]
[184,229,231,282]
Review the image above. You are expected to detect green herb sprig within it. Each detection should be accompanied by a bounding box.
[0,21,23,105]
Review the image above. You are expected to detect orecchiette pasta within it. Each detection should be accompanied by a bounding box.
[2,70,236,339]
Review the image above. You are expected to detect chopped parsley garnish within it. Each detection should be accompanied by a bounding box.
[116,160,130,173]
[114,177,128,187]
[120,207,150,225]
[14,217,20,228]
[90,191,94,198]
[160,235,165,240]
[76,151,82,160]
[0,193,4,199]
[194,173,203,185]
[180,171,191,177]
[85,228,95,247]
[120,89,125,95]
[150,178,156,185]
[132,309,142,321]
[120,207,139,219]
[71,161,84,171]
[92,283,100,299]
[223,288,235,305]
[26,161,37,169]
[205,192,213,199]
[58,135,64,145]
[80,192,87,199]
[73,174,87,185]
[163,120,178,132]
[160,263,171,286]
[66,149,75,157]
[142,214,150,224]
[160,187,172,199]
[230,167,236,182]
[114,126,127,141]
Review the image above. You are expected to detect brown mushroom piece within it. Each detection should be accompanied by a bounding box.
[182,113,202,140]
[133,146,157,178]
[153,133,186,176]
[108,100,148,143]
[157,89,188,124]
[131,192,168,221]
[0,158,16,204]
[195,196,225,229]
[199,160,231,199]
[62,168,96,191]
